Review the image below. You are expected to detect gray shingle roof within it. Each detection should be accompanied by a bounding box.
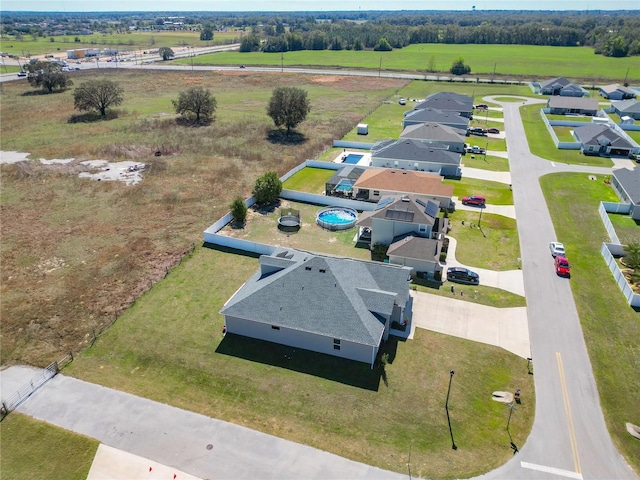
[547,96,598,111]
[387,234,440,261]
[612,99,640,114]
[414,92,473,114]
[574,124,634,149]
[403,108,469,130]
[372,139,462,165]
[220,249,412,346]
[356,195,439,228]
[613,167,640,205]
[400,122,465,143]
[540,77,572,89]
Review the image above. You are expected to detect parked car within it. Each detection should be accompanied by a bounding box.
[549,242,565,257]
[461,195,486,206]
[487,128,500,134]
[398,98,406,105]
[447,267,480,285]
[465,145,486,154]
[239,64,245,68]
[555,256,571,277]
[468,127,487,136]
[17,70,27,77]
[475,104,488,110]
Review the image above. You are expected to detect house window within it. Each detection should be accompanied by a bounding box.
[333,338,341,350]
[333,344,341,350]
[271,325,280,330]
[418,224,427,233]
[373,190,380,196]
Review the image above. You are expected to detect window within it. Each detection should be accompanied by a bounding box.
[271,325,280,330]
[333,338,341,350]
[333,344,341,350]
[418,224,427,233]
[373,190,380,196]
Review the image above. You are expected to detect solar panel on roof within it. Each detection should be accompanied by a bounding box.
[425,201,439,218]
[375,197,394,210]
[415,198,428,208]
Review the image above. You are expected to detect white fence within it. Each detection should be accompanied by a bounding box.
[600,243,640,307]
[598,202,622,245]
[202,160,377,254]
[333,140,375,150]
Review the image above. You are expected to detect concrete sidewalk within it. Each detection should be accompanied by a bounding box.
[1,366,407,480]
[410,291,530,359]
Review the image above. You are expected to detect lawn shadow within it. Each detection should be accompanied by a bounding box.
[216,333,382,391]
[266,129,307,145]
[202,243,261,259]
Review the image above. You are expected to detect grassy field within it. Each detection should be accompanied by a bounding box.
[412,280,525,308]
[0,70,406,365]
[462,154,510,172]
[520,104,614,167]
[540,173,640,474]
[0,31,240,57]
[283,166,336,193]
[182,44,640,83]
[64,244,534,479]
[0,413,98,480]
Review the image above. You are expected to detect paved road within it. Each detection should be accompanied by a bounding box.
[477,96,636,480]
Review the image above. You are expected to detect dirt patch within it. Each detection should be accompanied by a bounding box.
[309,75,401,91]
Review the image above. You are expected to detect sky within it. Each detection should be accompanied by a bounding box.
[1,0,639,12]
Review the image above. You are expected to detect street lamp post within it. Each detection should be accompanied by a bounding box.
[445,369,457,450]
[379,57,382,77]
[281,52,284,72]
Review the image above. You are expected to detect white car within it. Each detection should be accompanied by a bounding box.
[398,98,406,105]
[549,242,565,257]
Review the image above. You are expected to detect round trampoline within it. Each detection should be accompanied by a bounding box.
[278,209,301,230]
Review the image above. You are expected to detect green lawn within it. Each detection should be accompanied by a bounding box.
[553,126,577,142]
[412,281,525,308]
[608,213,640,246]
[447,211,520,271]
[283,167,335,193]
[462,154,510,172]
[520,104,614,167]
[182,44,640,82]
[444,178,514,205]
[66,244,534,480]
[0,413,98,480]
[540,173,640,473]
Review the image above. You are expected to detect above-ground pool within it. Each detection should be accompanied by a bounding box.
[316,207,358,231]
[342,153,364,164]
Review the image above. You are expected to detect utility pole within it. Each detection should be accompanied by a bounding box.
[379,57,382,77]
[281,52,284,72]
[445,370,457,450]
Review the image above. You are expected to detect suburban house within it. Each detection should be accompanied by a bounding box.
[413,92,474,118]
[573,124,637,158]
[400,122,466,154]
[600,84,636,101]
[611,167,640,221]
[538,77,586,97]
[356,194,447,245]
[387,234,443,280]
[370,139,462,177]
[611,99,640,121]
[546,96,598,116]
[325,165,367,197]
[351,168,454,210]
[403,107,470,132]
[220,248,413,367]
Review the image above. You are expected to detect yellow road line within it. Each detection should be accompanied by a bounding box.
[556,352,582,474]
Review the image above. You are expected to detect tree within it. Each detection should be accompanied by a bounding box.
[73,79,124,117]
[373,37,392,51]
[158,47,174,61]
[450,57,471,75]
[231,197,248,225]
[252,171,282,206]
[200,24,214,41]
[172,86,216,124]
[266,86,311,135]
[26,61,72,93]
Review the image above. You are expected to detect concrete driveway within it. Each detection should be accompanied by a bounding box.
[410,291,530,358]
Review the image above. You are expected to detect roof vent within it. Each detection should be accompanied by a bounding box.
[401,196,410,202]
[305,266,312,271]
[319,268,326,273]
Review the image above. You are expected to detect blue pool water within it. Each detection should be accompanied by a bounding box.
[343,154,364,164]
[334,180,353,192]
[317,207,358,230]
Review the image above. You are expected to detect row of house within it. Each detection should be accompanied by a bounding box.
[219,93,479,366]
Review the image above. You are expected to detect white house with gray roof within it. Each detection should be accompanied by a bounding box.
[611,167,640,220]
[538,77,586,97]
[600,84,636,101]
[403,107,469,132]
[573,124,637,158]
[220,249,412,367]
[371,139,462,177]
[611,99,640,121]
